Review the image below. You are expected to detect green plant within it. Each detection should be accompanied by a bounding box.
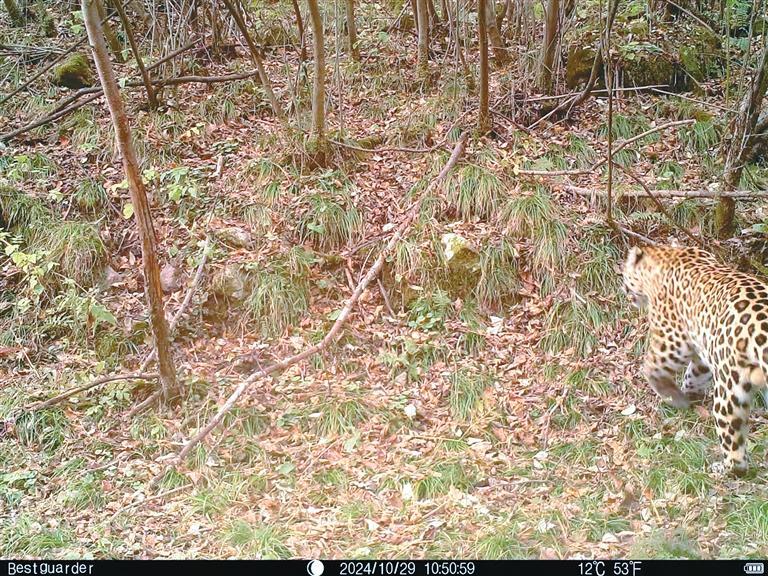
[449,369,493,421]
[407,289,453,331]
[243,247,313,336]
[443,163,505,220]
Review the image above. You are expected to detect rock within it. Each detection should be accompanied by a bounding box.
[160,264,182,293]
[440,232,480,298]
[217,226,251,249]
[566,45,601,90]
[51,53,94,89]
[211,263,246,301]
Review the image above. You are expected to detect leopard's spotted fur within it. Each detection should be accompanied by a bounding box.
[623,244,767,476]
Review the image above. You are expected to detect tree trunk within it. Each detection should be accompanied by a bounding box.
[221,0,284,120]
[416,0,429,76]
[485,0,508,65]
[307,0,327,150]
[82,0,179,404]
[110,0,157,109]
[3,0,24,26]
[345,0,359,61]
[716,43,768,238]
[94,0,125,63]
[478,0,490,133]
[292,0,308,61]
[539,0,560,93]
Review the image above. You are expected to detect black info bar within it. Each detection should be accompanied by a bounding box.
[2,560,766,576]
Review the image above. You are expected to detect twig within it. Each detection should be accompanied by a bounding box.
[27,373,158,411]
[522,84,667,103]
[656,0,717,34]
[124,390,161,419]
[616,224,658,245]
[649,88,736,113]
[377,278,395,317]
[167,134,469,466]
[517,119,695,176]
[616,163,707,249]
[109,485,188,522]
[139,236,211,372]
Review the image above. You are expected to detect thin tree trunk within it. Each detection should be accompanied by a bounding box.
[94,0,125,62]
[220,0,284,120]
[82,0,179,404]
[345,0,359,61]
[3,0,24,26]
[478,0,490,133]
[291,0,308,61]
[307,0,327,149]
[485,0,508,64]
[716,42,768,237]
[110,0,157,109]
[416,0,429,76]
[539,0,560,93]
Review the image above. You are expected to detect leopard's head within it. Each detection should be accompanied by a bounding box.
[622,246,655,309]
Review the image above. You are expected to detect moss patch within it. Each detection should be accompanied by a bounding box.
[52,53,94,89]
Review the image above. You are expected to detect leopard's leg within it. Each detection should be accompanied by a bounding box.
[643,329,692,409]
[712,363,755,477]
[682,353,712,402]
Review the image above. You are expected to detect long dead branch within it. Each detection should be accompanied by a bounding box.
[171,134,468,464]
[27,373,158,412]
[518,119,695,177]
[1,70,261,142]
[566,185,768,199]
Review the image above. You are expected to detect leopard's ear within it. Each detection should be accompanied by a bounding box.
[625,246,645,268]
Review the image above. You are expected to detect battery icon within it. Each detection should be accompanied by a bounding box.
[745,563,764,574]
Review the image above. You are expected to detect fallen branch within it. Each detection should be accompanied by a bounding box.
[1,70,259,142]
[566,185,768,199]
[170,133,468,465]
[517,119,695,177]
[617,163,706,249]
[27,373,158,411]
[330,138,448,154]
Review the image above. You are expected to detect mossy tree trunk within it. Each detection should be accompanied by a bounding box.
[478,0,490,133]
[539,0,560,93]
[716,43,768,238]
[3,0,24,26]
[345,0,359,61]
[82,0,179,404]
[307,0,328,156]
[416,0,429,77]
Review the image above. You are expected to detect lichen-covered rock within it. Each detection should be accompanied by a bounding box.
[52,53,93,89]
[211,263,247,301]
[217,226,252,248]
[441,233,480,298]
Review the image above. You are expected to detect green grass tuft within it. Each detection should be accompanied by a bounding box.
[444,163,506,220]
[449,368,493,421]
[243,246,313,337]
[225,522,292,559]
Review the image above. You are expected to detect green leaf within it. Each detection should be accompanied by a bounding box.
[89,301,117,326]
[276,462,295,475]
[122,202,134,219]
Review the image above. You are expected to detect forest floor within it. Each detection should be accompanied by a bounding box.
[2,5,768,559]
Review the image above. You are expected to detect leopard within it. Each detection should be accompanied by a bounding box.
[622,244,768,477]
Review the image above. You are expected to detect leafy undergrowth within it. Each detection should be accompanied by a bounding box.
[2,1,768,560]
